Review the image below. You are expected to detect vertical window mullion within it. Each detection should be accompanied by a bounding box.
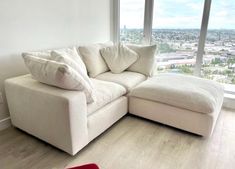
[194,0,212,76]
[143,0,154,45]
[113,0,120,44]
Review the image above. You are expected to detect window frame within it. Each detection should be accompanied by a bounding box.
[194,0,212,76]
[112,0,120,44]
[143,0,154,44]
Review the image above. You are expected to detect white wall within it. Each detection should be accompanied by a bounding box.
[0,0,112,125]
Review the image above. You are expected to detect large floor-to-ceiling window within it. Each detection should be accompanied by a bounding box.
[118,0,235,84]
[152,0,204,74]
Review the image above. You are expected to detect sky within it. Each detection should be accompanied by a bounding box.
[120,0,235,29]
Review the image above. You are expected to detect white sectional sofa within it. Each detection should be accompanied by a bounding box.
[4,43,224,155]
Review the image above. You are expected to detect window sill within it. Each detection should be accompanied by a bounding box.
[224,84,235,95]
[223,93,235,110]
[223,84,235,109]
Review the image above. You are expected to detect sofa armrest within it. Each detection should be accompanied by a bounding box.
[5,74,88,155]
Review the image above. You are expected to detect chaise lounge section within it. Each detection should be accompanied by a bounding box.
[129,73,224,137]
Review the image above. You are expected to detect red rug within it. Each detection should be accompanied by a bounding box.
[68,163,99,169]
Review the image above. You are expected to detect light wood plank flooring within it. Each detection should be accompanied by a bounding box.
[0,108,235,169]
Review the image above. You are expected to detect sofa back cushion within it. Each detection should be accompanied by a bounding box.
[22,55,95,103]
[127,45,157,76]
[100,44,139,74]
[78,42,113,77]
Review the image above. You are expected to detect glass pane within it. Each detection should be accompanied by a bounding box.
[120,0,145,44]
[201,0,235,84]
[152,0,204,75]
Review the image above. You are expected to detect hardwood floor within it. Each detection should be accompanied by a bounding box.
[0,108,235,169]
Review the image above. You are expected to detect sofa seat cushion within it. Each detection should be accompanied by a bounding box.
[87,79,126,115]
[129,73,224,114]
[95,71,147,91]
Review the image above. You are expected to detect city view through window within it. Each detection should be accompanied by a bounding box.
[120,0,144,44]
[120,0,235,84]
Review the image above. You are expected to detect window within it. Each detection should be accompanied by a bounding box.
[118,0,235,84]
[152,0,204,74]
[120,0,145,44]
[201,0,235,84]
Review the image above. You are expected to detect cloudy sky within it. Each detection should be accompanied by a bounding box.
[120,0,235,29]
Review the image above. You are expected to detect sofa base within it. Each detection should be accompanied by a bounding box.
[88,96,128,141]
[5,75,128,155]
[129,97,222,137]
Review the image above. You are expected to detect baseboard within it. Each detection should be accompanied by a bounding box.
[0,117,11,131]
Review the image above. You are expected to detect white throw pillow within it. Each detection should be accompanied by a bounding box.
[50,48,93,88]
[23,55,95,103]
[22,47,81,61]
[78,42,113,77]
[100,44,139,73]
[127,45,157,76]
[52,47,88,74]
[22,51,51,59]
